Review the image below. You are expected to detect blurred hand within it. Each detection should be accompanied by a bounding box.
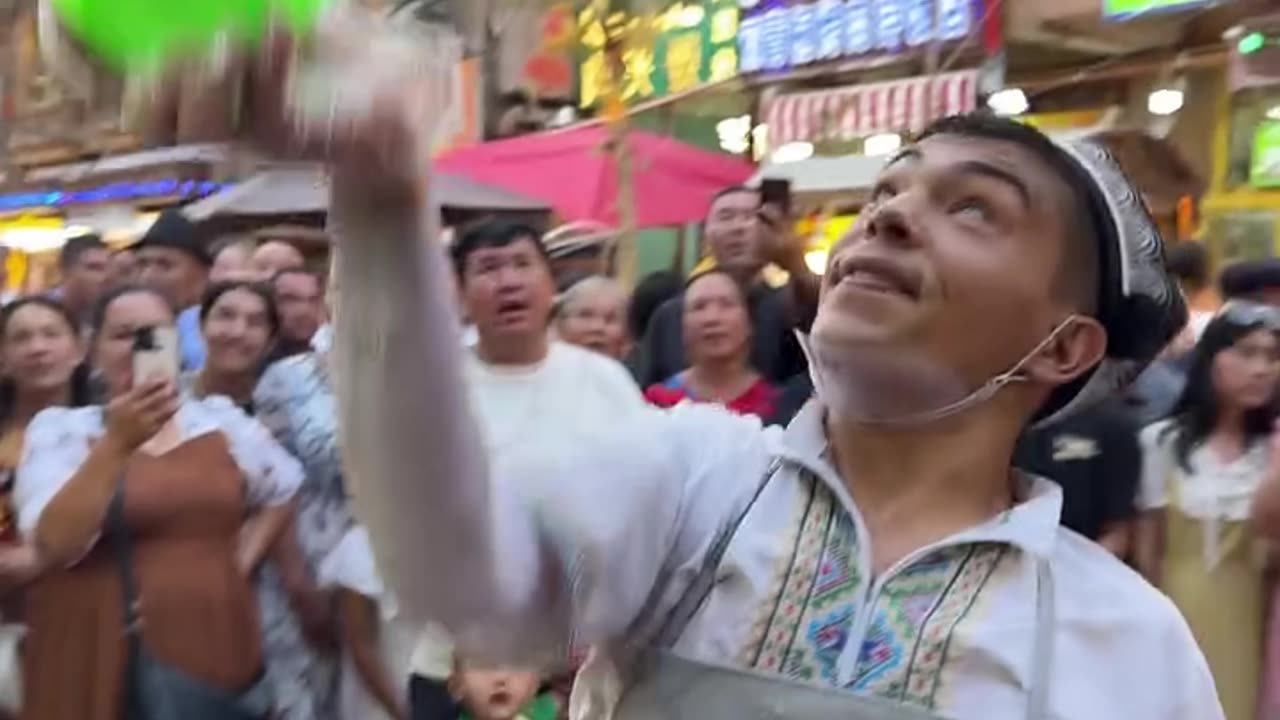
[292,586,338,653]
[137,10,452,195]
[104,378,179,453]
[759,203,803,270]
[0,544,42,587]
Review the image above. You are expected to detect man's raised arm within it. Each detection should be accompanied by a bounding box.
[326,167,543,649]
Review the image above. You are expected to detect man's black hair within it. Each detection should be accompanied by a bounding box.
[449,218,549,280]
[199,280,281,335]
[59,233,107,270]
[1165,241,1209,294]
[627,270,683,341]
[1219,258,1280,300]
[708,185,758,212]
[916,113,1101,316]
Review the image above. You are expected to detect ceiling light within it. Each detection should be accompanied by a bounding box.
[987,88,1028,116]
[0,227,78,253]
[864,133,902,156]
[804,248,828,276]
[771,141,814,164]
[716,115,752,154]
[1147,86,1185,116]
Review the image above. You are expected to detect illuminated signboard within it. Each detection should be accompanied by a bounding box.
[1102,0,1209,21]
[739,0,974,73]
[579,0,741,108]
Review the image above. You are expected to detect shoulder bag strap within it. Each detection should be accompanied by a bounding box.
[106,477,144,640]
[651,457,783,649]
[1025,560,1055,720]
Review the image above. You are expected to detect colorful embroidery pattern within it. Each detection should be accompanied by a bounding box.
[739,476,1011,712]
[902,544,1007,708]
[850,547,973,698]
[791,511,864,684]
[741,476,845,677]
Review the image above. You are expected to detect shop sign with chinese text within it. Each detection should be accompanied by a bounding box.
[738,0,974,73]
[578,0,741,108]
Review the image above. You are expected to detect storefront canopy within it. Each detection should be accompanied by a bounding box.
[436,126,755,228]
[185,164,550,220]
[766,71,979,150]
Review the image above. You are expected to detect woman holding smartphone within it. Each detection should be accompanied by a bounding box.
[12,286,304,720]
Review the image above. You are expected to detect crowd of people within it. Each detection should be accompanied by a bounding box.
[0,176,825,720]
[0,43,1279,720]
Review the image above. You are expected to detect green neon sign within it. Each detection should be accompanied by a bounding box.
[1251,121,1280,189]
[1103,0,1206,20]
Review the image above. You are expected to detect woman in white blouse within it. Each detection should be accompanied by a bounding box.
[1136,302,1280,720]
[12,285,304,720]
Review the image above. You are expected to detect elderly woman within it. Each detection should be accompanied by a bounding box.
[555,276,630,362]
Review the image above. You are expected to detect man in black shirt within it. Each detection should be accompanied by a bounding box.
[1014,394,1140,557]
[632,187,819,386]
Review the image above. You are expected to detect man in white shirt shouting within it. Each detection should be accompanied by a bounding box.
[406,218,645,718]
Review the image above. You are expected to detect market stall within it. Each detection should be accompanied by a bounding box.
[185,164,553,232]
[436,125,755,229]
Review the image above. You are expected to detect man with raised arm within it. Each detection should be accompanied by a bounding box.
[328,113,1223,720]
[199,28,1223,720]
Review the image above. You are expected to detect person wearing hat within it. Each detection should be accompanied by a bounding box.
[320,109,1221,719]
[133,209,212,371]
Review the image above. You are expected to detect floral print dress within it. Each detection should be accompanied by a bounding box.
[255,354,355,720]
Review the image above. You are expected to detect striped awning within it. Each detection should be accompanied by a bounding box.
[766,70,979,149]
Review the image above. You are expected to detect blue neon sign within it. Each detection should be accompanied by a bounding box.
[0,179,227,213]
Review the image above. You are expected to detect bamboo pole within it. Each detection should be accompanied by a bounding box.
[603,31,638,286]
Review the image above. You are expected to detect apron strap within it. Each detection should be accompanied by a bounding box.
[650,457,783,649]
[1026,559,1055,720]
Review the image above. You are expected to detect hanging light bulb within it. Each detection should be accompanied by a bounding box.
[804,247,829,275]
[716,115,752,154]
[1148,77,1186,117]
[772,141,814,164]
[864,133,902,156]
[986,88,1028,117]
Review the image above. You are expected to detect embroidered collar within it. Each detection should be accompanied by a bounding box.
[776,400,1064,559]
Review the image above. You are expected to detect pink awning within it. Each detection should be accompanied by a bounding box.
[766,70,979,149]
[436,126,755,228]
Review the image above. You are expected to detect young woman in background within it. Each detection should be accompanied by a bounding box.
[1136,303,1280,720]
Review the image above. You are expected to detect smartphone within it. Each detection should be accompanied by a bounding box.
[132,326,180,387]
[760,177,792,216]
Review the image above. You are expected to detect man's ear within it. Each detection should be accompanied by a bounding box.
[1021,316,1108,387]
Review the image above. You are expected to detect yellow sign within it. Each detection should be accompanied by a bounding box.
[578,1,740,108]
[1019,110,1111,132]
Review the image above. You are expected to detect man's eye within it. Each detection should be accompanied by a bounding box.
[951,198,992,222]
[868,183,897,205]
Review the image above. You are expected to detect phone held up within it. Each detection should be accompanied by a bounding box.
[759,177,792,219]
[132,326,180,388]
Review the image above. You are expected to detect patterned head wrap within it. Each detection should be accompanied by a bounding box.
[1036,138,1187,425]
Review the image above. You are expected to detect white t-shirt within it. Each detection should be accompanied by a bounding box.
[15,398,303,539]
[319,526,417,720]
[411,341,645,678]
